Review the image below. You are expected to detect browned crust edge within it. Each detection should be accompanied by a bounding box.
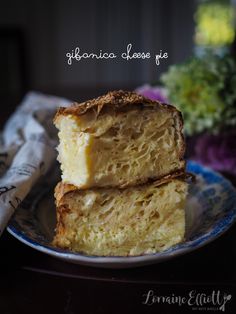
[53,90,181,123]
[54,169,191,207]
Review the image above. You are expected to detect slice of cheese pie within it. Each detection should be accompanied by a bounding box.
[54,90,185,189]
[53,174,187,256]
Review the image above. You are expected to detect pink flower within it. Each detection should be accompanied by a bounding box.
[135,84,168,103]
[194,130,236,175]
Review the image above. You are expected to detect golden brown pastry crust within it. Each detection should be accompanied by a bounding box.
[54,90,182,120]
[54,169,189,206]
[53,90,188,255]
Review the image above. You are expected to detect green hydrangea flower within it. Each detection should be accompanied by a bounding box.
[161,53,236,135]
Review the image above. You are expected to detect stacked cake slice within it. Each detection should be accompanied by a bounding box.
[53,90,187,256]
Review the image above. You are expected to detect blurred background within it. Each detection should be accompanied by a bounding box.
[0,0,194,97]
[0,0,236,175]
[1,0,235,105]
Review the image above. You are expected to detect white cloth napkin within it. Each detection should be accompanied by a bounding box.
[0,92,71,235]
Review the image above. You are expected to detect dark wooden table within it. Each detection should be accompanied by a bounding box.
[1,224,236,314]
[0,92,236,314]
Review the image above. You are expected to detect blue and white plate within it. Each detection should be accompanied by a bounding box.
[7,160,236,268]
